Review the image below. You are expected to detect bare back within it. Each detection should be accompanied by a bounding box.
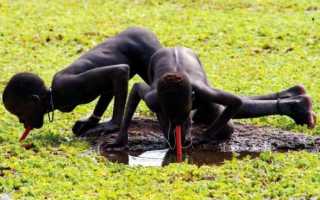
[56,27,162,83]
[149,47,208,89]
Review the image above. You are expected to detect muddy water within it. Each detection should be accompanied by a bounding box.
[82,118,319,166]
[101,149,260,167]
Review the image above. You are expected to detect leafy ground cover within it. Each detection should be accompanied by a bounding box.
[0,0,320,199]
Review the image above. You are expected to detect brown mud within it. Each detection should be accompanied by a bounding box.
[99,149,260,166]
[81,118,320,166]
[83,117,320,152]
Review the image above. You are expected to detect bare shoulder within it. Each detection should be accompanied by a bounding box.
[176,47,199,59]
[52,72,81,94]
[149,48,174,70]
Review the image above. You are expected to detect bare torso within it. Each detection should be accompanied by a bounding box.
[51,27,162,112]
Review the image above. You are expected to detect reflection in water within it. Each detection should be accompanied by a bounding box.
[129,149,169,166]
[102,149,260,167]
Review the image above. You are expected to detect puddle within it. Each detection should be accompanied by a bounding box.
[101,149,260,167]
[81,117,320,166]
[83,118,320,153]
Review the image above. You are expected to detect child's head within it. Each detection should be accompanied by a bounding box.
[157,72,192,125]
[3,72,48,128]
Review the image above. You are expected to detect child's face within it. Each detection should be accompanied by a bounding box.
[4,97,45,129]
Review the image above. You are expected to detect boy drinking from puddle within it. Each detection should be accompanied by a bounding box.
[103,47,316,149]
[2,27,162,140]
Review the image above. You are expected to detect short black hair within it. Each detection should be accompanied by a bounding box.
[157,72,192,123]
[2,72,46,104]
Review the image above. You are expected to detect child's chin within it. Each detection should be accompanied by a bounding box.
[32,121,43,129]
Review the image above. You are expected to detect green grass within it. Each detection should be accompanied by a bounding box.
[0,0,320,199]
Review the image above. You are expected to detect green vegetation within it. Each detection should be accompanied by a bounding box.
[0,0,319,199]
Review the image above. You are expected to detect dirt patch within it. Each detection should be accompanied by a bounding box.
[83,118,320,152]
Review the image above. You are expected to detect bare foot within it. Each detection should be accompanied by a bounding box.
[284,95,316,129]
[277,85,306,99]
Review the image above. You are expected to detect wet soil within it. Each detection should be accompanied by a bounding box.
[81,117,320,166]
[83,117,320,152]
[100,149,260,166]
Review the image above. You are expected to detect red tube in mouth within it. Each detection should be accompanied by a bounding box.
[19,127,32,142]
[175,125,183,162]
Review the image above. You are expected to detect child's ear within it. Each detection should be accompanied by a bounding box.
[30,94,40,104]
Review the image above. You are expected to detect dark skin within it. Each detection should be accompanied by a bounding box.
[106,47,243,147]
[106,47,316,148]
[3,27,162,135]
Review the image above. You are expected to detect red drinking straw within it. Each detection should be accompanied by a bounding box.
[175,125,183,162]
[19,127,32,142]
